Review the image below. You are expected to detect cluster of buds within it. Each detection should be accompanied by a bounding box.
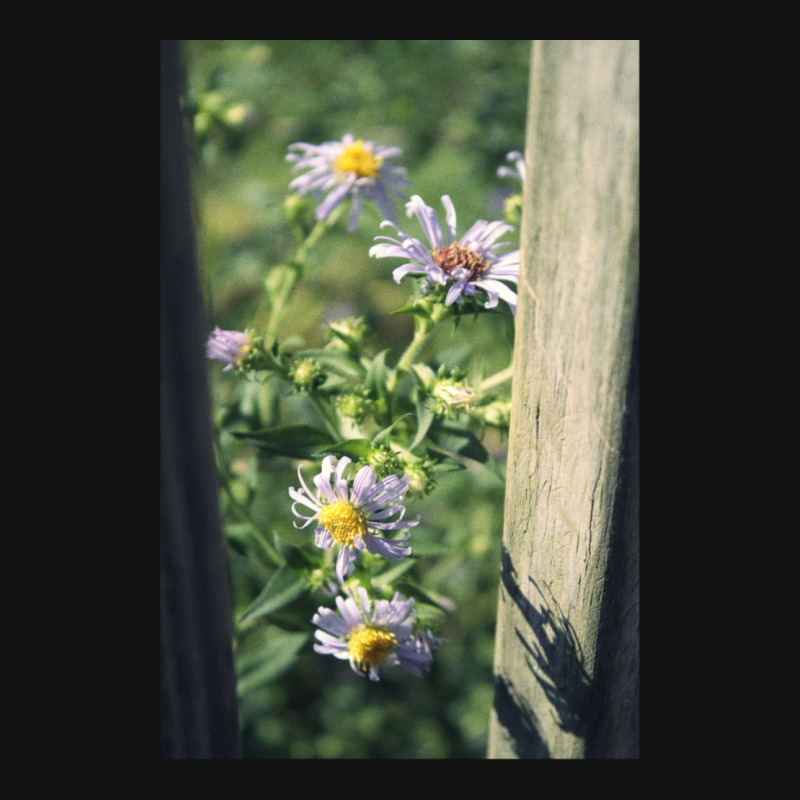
[402,457,437,497]
[472,398,512,430]
[288,357,325,393]
[336,390,372,423]
[415,365,477,419]
[365,444,403,480]
[325,316,369,357]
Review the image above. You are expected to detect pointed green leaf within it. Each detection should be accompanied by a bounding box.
[233,424,336,459]
[411,389,435,450]
[370,557,417,589]
[293,348,366,378]
[238,566,308,626]
[236,632,310,695]
[371,414,411,447]
[427,420,490,463]
[314,438,373,461]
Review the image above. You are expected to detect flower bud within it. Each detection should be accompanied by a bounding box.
[366,445,402,480]
[289,357,325,392]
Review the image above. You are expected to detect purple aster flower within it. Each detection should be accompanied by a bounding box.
[289,455,417,585]
[286,134,410,232]
[206,327,251,372]
[369,194,520,317]
[312,585,441,681]
[497,150,526,184]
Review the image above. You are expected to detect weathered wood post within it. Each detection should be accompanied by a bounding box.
[160,40,242,758]
[488,40,639,759]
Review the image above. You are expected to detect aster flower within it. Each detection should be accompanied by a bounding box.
[205,327,251,372]
[286,134,410,232]
[369,194,520,317]
[497,150,526,184]
[312,585,440,680]
[289,455,417,585]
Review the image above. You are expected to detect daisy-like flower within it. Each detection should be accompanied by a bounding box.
[289,455,417,585]
[206,327,251,372]
[369,194,520,317]
[312,585,440,680]
[286,134,410,232]
[497,150,526,184]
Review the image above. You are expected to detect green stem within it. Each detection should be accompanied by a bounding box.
[387,303,447,392]
[265,203,347,338]
[213,437,284,568]
[479,365,514,393]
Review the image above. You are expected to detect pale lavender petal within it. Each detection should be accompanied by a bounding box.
[336,545,357,585]
[315,525,334,550]
[351,465,377,505]
[365,534,411,562]
[333,456,352,500]
[441,195,457,244]
[288,486,321,514]
[312,608,351,638]
[406,195,443,249]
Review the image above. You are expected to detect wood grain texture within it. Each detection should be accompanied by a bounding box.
[488,40,639,759]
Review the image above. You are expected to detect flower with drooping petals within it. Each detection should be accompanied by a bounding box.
[205,327,251,372]
[289,455,417,585]
[312,585,441,680]
[497,150,526,184]
[286,134,410,232]
[369,194,520,317]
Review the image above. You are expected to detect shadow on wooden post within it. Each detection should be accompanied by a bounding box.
[488,40,639,759]
[160,40,241,759]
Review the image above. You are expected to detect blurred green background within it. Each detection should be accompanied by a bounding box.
[182,39,531,759]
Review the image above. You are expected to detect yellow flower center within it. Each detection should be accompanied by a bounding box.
[235,342,251,362]
[318,500,368,546]
[347,625,398,669]
[432,241,489,281]
[334,140,383,178]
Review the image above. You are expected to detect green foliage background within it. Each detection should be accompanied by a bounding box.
[183,39,530,759]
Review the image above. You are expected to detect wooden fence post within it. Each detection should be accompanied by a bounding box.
[488,40,639,759]
[160,40,241,758]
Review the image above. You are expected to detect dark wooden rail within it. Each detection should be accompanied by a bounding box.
[160,40,241,759]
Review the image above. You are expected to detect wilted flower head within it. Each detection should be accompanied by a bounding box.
[289,455,417,585]
[286,134,410,232]
[431,376,477,417]
[370,194,520,317]
[206,327,251,372]
[312,585,441,680]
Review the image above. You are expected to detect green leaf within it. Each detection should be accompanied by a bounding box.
[293,348,366,378]
[236,632,310,696]
[233,424,336,459]
[411,387,435,450]
[371,414,411,448]
[238,565,308,626]
[406,538,450,557]
[314,438,373,461]
[426,420,490,463]
[370,557,417,589]
[396,581,454,613]
[392,301,432,318]
[365,350,391,404]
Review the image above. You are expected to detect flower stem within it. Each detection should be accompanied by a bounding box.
[479,365,514,393]
[387,303,447,392]
[265,203,347,338]
[212,437,285,568]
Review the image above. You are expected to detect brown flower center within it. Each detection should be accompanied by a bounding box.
[432,241,489,281]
